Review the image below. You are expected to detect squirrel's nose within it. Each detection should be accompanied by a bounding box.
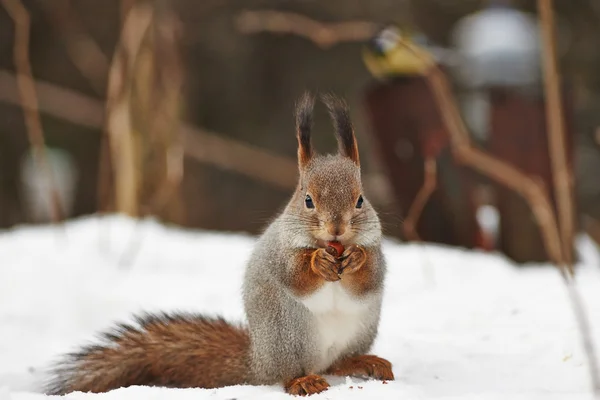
[326,223,346,237]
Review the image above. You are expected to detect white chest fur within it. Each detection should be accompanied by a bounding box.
[300,282,372,372]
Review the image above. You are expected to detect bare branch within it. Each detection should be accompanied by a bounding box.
[537,0,576,268]
[565,276,600,398]
[104,3,154,217]
[393,31,599,398]
[385,25,567,268]
[0,69,104,128]
[0,69,391,204]
[120,0,136,24]
[403,157,437,241]
[180,124,298,189]
[235,10,378,49]
[539,0,600,395]
[37,0,109,94]
[1,0,64,223]
[426,65,566,272]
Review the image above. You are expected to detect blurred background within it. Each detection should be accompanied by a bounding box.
[1,0,600,264]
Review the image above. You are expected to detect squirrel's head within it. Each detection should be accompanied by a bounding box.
[283,92,381,248]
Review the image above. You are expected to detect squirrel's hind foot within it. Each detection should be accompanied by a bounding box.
[326,354,395,381]
[284,374,330,396]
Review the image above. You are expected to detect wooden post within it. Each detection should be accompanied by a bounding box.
[363,76,483,248]
[488,86,576,263]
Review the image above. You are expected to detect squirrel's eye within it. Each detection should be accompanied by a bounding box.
[356,195,364,209]
[305,194,315,209]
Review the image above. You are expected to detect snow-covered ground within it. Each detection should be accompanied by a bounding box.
[1,215,599,400]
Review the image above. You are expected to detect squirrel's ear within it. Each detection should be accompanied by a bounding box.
[322,93,360,166]
[295,91,315,169]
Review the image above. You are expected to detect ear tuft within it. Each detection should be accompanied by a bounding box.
[321,93,360,166]
[295,91,315,168]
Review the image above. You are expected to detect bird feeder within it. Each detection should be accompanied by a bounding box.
[362,25,484,249]
[451,1,577,263]
[451,0,542,90]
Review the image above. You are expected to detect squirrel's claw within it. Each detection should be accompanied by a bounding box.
[338,245,367,276]
[311,248,342,282]
[326,354,395,381]
[284,374,330,396]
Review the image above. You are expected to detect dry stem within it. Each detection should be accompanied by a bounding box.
[0,69,390,205]
[537,0,576,268]
[425,65,566,272]
[39,0,109,94]
[0,69,391,206]
[120,0,136,24]
[235,10,378,48]
[538,0,600,395]
[371,30,566,272]
[403,157,437,241]
[565,274,600,398]
[2,0,64,223]
[395,29,598,397]
[104,3,154,217]
[39,0,114,216]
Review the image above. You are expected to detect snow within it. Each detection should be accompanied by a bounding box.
[0,215,599,400]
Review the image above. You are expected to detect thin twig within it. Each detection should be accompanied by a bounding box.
[403,157,437,241]
[426,65,566,272]
[0,69,391,204]
[38,0,114,226]
[0,69,104,127]
[116,1,186,267]
[105,3,154,217]
[96,121,112,213]
[38,0,109,94]
[537,0,576,267]
[539,0,600,395]
[565,276,600,398]
[2,0,64,223]
[143,4,185,217]
[403,157,438,288]
[180,124,297,189]
[396,33,599,398]
[118,217,149,269]
[235,10,378,49]
[393,28,567,268]
[120,0,136,25]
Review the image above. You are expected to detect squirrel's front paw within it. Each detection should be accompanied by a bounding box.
[339,244,367,275]
[310,248,341,282]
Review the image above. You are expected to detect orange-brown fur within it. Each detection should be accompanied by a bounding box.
[284,374,330,396]
[285,244,377,299]
[340,244,368,274]
[326,355,395,381]
[340,246,380,296]
[310,247,343,282]
[284,248,328,297]
[46,314,250,394]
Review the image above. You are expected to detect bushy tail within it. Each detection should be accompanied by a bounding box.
[45,313,250,394]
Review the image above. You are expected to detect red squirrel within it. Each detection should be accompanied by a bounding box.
[45,92,393,396]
